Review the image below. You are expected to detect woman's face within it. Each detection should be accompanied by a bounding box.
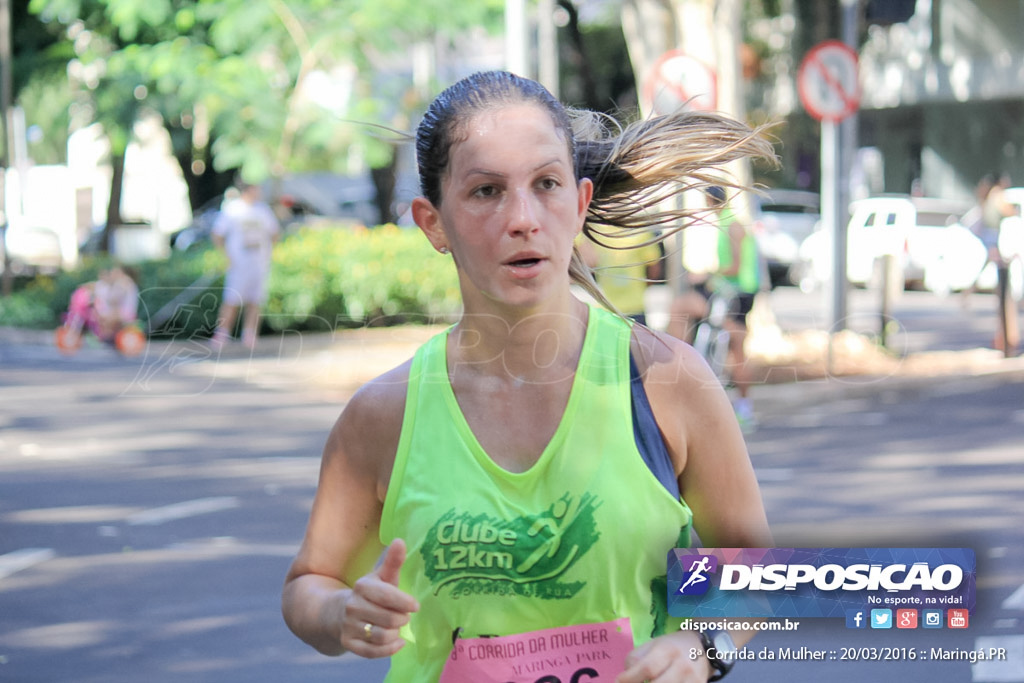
[414,103,592,312]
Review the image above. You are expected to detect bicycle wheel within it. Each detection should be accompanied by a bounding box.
[55,325,83,355]
[692,322,730,381]
[115,325,147,357]
[706,328,731,381]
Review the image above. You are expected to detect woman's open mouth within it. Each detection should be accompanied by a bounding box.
[507,257,542,268]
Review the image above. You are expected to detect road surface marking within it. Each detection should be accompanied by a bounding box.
[972,635,1024,682]
[756,468,795,482]
[127,496,239,526]
[0,547,56,581]
[1003,583,1024,610]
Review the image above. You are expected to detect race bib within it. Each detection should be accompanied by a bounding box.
[241,217,266,249]
[439,618,634,683]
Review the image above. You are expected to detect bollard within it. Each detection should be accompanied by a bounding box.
[879,254,892,348]
[996,263,1013,358]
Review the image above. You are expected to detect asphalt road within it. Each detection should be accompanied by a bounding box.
[759,285,1011,355]
[737,374,1024,683]
[0,287,1022,682]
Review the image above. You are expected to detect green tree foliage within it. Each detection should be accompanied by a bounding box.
[4,0,70,163]
[26,0,503,219]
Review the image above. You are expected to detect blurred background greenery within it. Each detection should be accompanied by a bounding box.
[0,224,460,336]
[3,1,1021,335]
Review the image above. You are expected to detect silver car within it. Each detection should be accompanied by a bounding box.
[796,195,973,293]
[751,189,820,287]
[1,225,64,275]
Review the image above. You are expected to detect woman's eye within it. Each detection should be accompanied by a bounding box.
[539,177,560,190]
[473,185,498,198]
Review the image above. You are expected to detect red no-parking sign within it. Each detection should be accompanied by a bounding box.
[798,40,860,122]
[643,50,717,115]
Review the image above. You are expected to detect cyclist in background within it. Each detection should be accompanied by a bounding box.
[668,186,761,431]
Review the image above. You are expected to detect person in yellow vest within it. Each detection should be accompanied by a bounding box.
[282,71,773,683]
[578,229,664,325]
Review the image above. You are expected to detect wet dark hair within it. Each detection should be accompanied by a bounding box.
[415,70,776,313]
[416,71,574,207]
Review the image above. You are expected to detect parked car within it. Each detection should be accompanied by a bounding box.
[795,195,974,293]
[975,186,1024,300]
[750,189,820,287]
[80,219,153,256]
[170,173,403,251]
[169,197,222,251]
[912,187,1022,297]
[999,187,1024,266]
[2,225,63,275]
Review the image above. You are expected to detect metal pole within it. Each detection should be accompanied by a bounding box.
[833,0,858,334]
[0,0,12,295]
[822,119,842,324]
[537,0,558,97]
[504,0,529,77]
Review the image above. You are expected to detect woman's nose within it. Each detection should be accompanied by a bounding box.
[506,188,540,236]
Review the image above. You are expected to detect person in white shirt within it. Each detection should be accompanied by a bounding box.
[210,182,281,349]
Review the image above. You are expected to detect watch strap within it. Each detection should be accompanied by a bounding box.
[697,628,734,681]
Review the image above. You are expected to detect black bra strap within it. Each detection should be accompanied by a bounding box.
[629,352,680,499]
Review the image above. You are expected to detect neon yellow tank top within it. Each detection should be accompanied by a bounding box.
[379,305,693,682]
[716,207,761,294]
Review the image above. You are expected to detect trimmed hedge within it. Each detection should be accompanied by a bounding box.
[0,223,461,338]
[264,224,461,332]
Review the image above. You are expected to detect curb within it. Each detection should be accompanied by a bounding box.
[0,327,55,345]
[750,356,1024,418]
[5,326,1023,413]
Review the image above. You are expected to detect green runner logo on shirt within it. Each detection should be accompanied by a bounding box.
[422,493,601,599]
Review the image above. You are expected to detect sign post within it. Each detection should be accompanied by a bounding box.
[798,40,860,339]
[642,51,718,298]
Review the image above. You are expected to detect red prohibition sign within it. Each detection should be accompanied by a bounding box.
[798,40,860,122]
[643,50,718,115]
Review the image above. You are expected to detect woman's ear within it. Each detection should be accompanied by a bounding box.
[576,178,594,235]
[411,197,449,254]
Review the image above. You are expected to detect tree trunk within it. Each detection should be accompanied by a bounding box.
[370,150,398,225]
[620,0,678,117]
[101,151,125,254]
[712,0,753,221]
[169,128,235,213]
[556,0,601,111]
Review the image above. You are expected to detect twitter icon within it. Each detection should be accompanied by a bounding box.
[871,609,893,629]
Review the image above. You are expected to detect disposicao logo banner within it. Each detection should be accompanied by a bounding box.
[667,548,976,618]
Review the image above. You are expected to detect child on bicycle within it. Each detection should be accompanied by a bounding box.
[60,265,141,353]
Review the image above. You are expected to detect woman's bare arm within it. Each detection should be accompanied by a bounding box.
[617,328,772,683]
[281,364,420,657]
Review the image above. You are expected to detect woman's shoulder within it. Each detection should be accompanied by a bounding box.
[629,323,717,387]
[338,360,412,435]
[628,323,740,475]
[629,323,732,421]
[326,360,413,483]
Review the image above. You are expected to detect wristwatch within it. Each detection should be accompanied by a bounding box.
[697,628,737,681]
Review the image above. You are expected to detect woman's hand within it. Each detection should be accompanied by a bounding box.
[616,631,712,683]
[336,539,420,658]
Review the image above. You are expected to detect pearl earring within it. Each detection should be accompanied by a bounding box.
[439,247,449,255]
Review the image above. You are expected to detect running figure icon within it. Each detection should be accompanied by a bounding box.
[678,556,713,593]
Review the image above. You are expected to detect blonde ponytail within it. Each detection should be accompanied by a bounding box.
[568,109,777,295]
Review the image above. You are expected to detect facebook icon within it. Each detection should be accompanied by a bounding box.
[846,609,867,629]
